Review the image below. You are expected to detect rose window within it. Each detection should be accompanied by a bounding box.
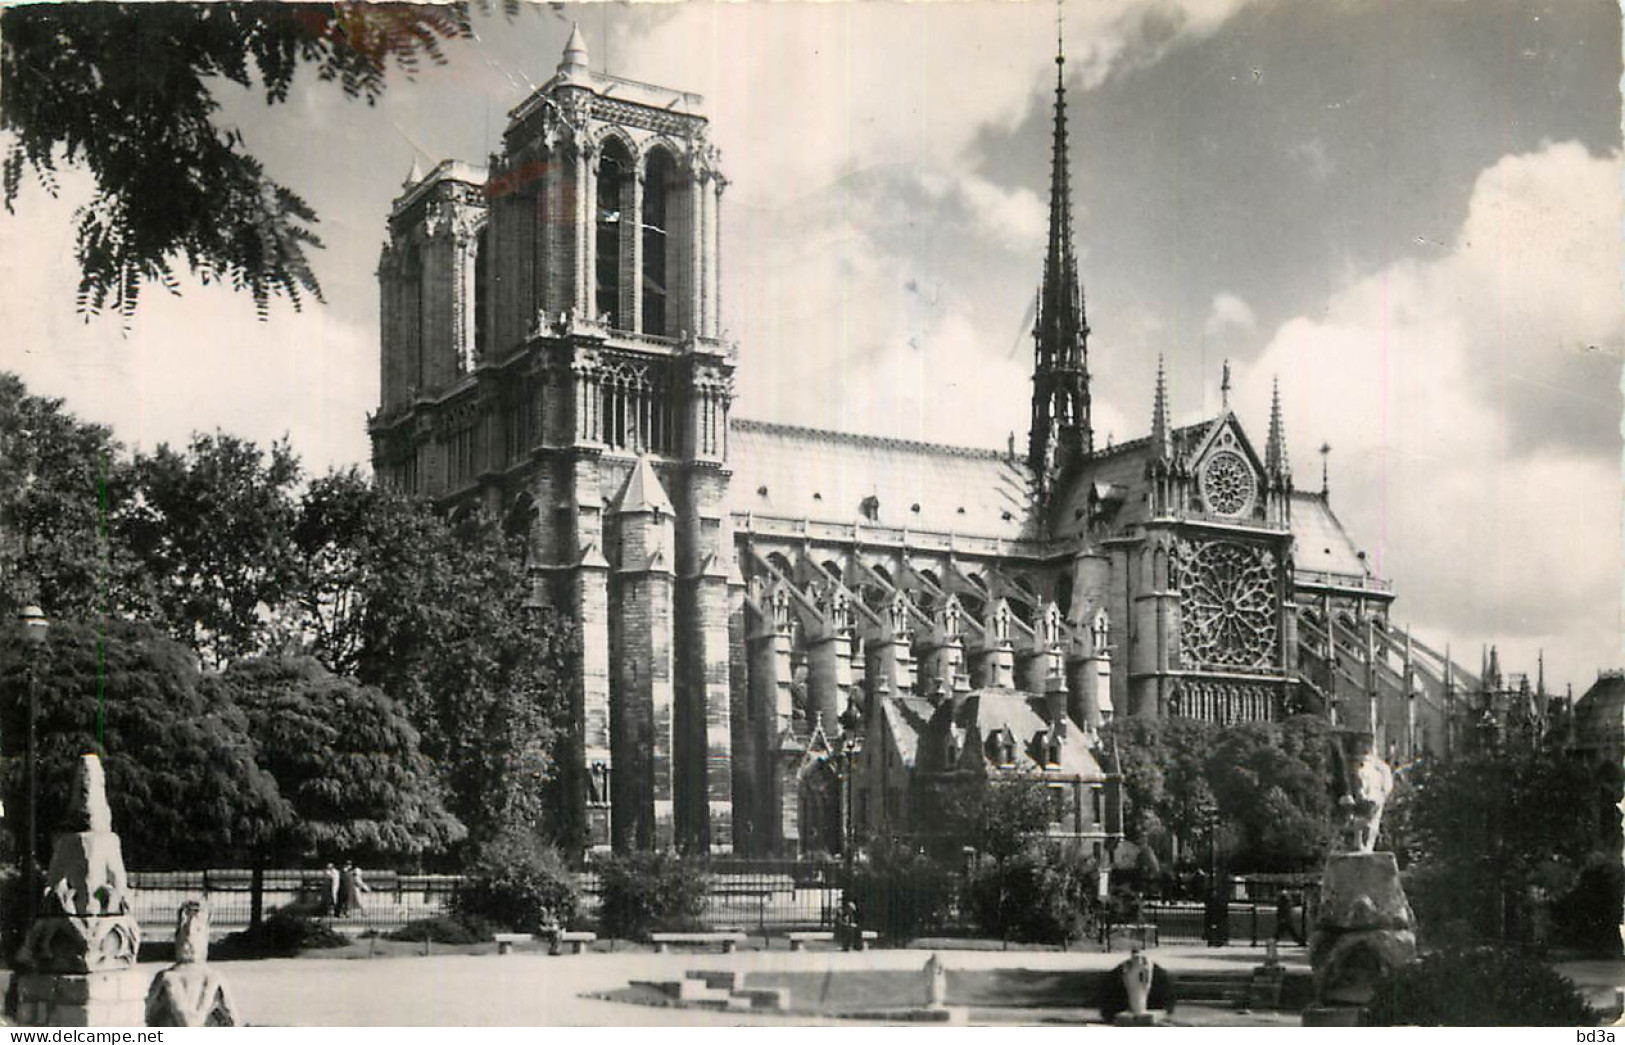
[1199,450,1256,517]
[1174,540,1279,669]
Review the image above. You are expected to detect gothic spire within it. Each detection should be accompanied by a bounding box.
[1027,10,1093,487]
[1266,376,1289,478]
[1150,355,1171,462]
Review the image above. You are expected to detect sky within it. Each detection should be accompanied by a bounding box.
[1,0,1621,692]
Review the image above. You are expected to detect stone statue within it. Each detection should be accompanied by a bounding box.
[144,902,240,1027]
[1122,950,1153,1017]
[1334,731,1393,853]
[923,953,948,1010]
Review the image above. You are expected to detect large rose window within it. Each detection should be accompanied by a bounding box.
[1199,450,1257,517]
[1173,540,1279,669]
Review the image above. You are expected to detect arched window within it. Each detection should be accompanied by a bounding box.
[401,241,424,393]
[642,148,678,336]
[596,138,633,326]
[1056,573,1074,618]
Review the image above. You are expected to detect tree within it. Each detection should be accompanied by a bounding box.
[1386,741,1603,945]
[1102,716,1218,866]
[0,373,132,622]
[214,655,465,927]
[1,2,482,318]
[291,471,578,851]
[116,433,303,668]
[0,619,288,872]
[1204,715,1338,872]
[926,772,1054,864]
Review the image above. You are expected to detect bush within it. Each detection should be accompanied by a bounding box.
[214,908,348,959]
[596,851,710,940]
[1551,853,1622,956]
[1367,945,1598,1026]
[845,836,956,940]
[387,913,496,944]
[967,844,1097,944]
[451,829,580,934]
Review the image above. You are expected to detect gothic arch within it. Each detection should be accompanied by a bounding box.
[641,145,680,337]
[595,136,635,327]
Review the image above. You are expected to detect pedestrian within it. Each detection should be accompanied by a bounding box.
[322,862,340,918]
[338,862,369,918]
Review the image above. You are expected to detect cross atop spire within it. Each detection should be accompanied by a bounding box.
[1220,359,1232,410]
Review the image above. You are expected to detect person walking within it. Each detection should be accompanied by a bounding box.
[322,863,340,918]
[337,862,369,918]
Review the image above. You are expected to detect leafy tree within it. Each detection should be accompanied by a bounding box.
[1386,741,1604,945]
[1102,716,1218,865]
[596,851,710,940]
[1205,715,1337,872]
[921,771,1053,863]
[1,2,482,318]
[292,471,578,851]
[0,373,131,622]
[0,619,288,872]
[216,655,464,863]
[452,827,580,934]
[1367,945,1597,1026]
[215,655,464,928]
[116,433,302,668]
[966,843,1098,945]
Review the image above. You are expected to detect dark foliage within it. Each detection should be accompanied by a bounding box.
[844,836,956,940]
[213,907,348,960]
[293,471,580,851]
[386,913,496,945]
[966,844,1097,945]
[215,655,465,863]
[0,619,288,870]
[917,772,1054,863]
[1550,852,1623,957]
[596,852,710,940]
[1366,945,1597,1026]
[451,828,580,934]
[1,3,486,318]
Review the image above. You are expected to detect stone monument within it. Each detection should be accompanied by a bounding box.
[923,953,948,1010]
[1303,732,1416,1027]
[144,901,240,1027]
[13,754,143,1026]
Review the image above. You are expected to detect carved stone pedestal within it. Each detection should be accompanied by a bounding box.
[1303,851,1416,1026]
[13,971,143,1027]
[15,756,143,1028]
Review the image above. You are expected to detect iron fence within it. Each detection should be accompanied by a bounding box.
[128,870,462,932]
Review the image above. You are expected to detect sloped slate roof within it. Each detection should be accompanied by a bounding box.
[1291,492,1372,580]
[882,695,937,769]
[951,687,1106,779]
[1572,672,1625,753]
[729,419,1037,540]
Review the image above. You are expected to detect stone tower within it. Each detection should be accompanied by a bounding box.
[369,26,733,853]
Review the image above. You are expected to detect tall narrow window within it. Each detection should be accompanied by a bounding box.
[474,225,490,360]
[642,148,676,336]
[596,140,632,326]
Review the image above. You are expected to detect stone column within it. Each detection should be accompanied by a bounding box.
[629,166,645,334]
[689,171,705,337]
[576,146,595,318]
[15,755,143,1027]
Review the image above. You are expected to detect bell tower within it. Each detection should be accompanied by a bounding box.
[1028,28,1093,502]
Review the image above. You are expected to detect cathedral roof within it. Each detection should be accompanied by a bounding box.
[1290,491,1373,581]
[1571,671,1625,754]
[728,419,1038,541]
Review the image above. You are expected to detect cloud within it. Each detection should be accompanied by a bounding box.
[1203,292,1257,338]
[1240,141,1623,686]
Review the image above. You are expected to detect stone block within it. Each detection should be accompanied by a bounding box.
[1302,1005,1364,1027]
[1318,852,1413,931]
[1311,927,1416,1007]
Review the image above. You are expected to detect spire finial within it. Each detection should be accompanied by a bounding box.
[558,22,590,79]
[1318,441,1331,496]
[1150,354,1171,462]
[1220,359,1232,410]
[1057,0,1066,69]
[1266,376,1289,478]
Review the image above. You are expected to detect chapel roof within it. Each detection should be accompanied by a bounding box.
[728,418,1038,541]
[1290,491,1373,581]
[945,687,1107,779]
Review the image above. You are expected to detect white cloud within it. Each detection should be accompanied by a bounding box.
[1240,142,1624,687]
[1203,291,1257,338]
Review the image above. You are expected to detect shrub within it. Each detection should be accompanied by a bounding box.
[387,913,496,944]
[1551,853,1622,957]
[1366,945,1598,1026]
[214,908,348,959]
[845,836,956,940]
[967,844,1097,945]
[451,829,580,934]
[596,851,710,940]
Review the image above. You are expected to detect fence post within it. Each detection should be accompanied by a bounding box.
[1250,903,1258,947]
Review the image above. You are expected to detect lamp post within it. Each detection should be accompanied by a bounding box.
[835,698,865,950]
[18,606,48,928]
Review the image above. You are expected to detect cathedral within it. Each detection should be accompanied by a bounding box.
[369,28,1491,858]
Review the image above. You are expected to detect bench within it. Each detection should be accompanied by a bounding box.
[492,929,597,955]
[649,931,747,954]
[785,930,879,951]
